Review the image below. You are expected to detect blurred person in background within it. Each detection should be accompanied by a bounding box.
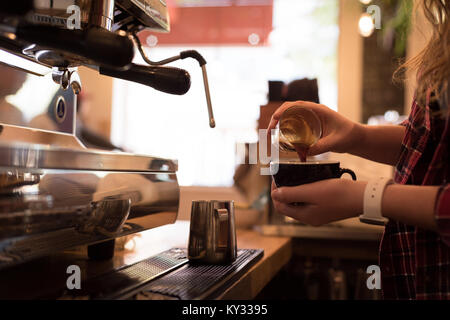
[269,0,450,300]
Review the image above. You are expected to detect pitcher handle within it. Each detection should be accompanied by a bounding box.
[339,168,357,181]
[215,208,229,250]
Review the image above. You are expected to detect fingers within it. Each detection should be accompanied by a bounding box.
[272,199,320,225]
[272,200,301,217]
[266,100,325,136]
[267,101,319,131]
[271,182,320,204]
[267,101,298,133]
[271,179,277,192]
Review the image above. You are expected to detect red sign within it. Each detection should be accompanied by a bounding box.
[139,1,273,46]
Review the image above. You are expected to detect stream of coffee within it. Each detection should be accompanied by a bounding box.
[292,143,309,162]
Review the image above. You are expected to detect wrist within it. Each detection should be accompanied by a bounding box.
[353,180,367,216]
[359,177,393,225]
[341,179,367,219]
[347,123,367,155]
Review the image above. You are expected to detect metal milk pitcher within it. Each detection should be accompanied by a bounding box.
[188,200,237,264]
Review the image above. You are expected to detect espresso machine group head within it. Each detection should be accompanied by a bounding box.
[0,0,215,269]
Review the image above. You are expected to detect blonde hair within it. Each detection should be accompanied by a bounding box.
[395,0,449,110]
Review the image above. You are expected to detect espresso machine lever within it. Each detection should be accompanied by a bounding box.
[97,64,191,95]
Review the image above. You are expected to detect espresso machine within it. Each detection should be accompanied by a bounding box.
[0,0,218,271]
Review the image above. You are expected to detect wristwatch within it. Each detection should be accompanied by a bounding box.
[359,177,393,226]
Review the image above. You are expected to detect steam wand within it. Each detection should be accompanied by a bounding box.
[132,33,216,128]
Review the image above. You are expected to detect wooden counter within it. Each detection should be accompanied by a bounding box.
[218,226,292,299]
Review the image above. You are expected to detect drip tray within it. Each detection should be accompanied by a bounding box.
[129,249,264,300]
[68,248,189,300]
[70,248,263,300]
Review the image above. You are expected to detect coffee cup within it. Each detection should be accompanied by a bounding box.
[270,161,356,188]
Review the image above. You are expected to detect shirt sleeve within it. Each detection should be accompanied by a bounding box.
[436,184,450,246]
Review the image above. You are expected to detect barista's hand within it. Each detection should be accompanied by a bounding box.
[267,101,363,155]
[271,179,367,226]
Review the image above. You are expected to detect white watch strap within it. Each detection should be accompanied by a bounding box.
[359,177,393,226]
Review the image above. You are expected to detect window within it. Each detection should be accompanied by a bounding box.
[111,0,339,186]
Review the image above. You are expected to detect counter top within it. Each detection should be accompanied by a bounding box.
[256,218,384,242]
[217,226,292,299]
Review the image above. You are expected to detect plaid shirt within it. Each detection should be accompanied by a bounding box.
[380,97,450,300]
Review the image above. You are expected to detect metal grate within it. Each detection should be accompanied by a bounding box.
[136,249,264,300]
[78,248,188,299]
[62,248,263,300]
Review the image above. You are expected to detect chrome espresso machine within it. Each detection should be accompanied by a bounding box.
[0,0,216,271]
